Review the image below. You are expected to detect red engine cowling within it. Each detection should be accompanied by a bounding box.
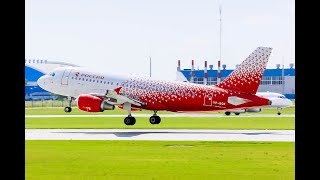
[77,94,115,112]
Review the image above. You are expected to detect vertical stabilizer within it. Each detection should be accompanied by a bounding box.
[216,47,272,94]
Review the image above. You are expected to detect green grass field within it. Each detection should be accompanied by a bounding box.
[25,106,295,115]
[25,105,295,129]
[26,140,294,180]
[25,116,295,129]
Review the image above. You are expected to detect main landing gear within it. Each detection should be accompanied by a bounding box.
[64,96,73,113]
[122,102,136,125]
[149,111,161,124]
[225,112,240,116]
[122,103,161,126]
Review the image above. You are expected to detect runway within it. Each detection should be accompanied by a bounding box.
[25,129,295,142]
[25,114,295,118]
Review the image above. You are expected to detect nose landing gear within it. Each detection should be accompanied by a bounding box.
[277,107,281,115]
[64,96,73,113]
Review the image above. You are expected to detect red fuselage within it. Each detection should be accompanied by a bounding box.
[119,76,270,112]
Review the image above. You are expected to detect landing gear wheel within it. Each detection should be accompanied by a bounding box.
[234,112,240,115]
[277,112,281,115]
[149,116,157,124]
[124,116,136,125]
[149,115,161,124]
[225,112,231,116]
[64,107,72,113]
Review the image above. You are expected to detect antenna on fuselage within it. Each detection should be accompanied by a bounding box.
[149,56,152,77]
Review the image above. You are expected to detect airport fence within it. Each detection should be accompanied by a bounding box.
[25,100,77,108]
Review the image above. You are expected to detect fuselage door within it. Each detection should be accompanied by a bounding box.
[203,94,213,106]
[61,69,74,85]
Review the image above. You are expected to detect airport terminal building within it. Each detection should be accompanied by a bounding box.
[25,59,79,101]
[178,63,295,99]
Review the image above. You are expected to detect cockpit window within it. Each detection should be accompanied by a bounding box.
[278,96,286,99]
[48,72,55,77]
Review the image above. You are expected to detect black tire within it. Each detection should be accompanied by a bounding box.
[149,115,161,124]
[130,117,136,125]
[124,117,131,125]
[150,116,157,124]
[124,116,136,125]
[64,107,72,113]
[225,112,231,116]
[234,112,240,115]
[277,112,281,115]
[156,116,161,124]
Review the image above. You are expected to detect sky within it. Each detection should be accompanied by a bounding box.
[25,0,295,80]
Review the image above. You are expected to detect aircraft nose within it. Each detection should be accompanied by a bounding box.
[37,76,47,89]
[286,99,293,106]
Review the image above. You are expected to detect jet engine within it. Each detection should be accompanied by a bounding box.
[230,109,246,113]
[245,108,262,112]
[77,94,115,112]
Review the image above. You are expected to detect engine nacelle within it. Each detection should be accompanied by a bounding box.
[245,108,262,112]
[230,109,246,113]
[77,94,115,112]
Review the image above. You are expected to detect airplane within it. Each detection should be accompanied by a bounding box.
[37,46,273,125]
[224,92,293,116]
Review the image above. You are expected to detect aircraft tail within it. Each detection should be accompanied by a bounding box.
[216,47,272,94]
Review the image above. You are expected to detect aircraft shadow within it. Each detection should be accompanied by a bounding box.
[53,131,289,138]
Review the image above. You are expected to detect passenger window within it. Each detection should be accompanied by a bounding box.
[93,80,95,82]
[82,78,84,81]
[100,81,102,83]
[72,77,74,79]
[86,79,88,81]
[75,77,77,80]
[89,79,92,82]
[104,81,106,84]
[107,82,110,84]
[111,82,113,85]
